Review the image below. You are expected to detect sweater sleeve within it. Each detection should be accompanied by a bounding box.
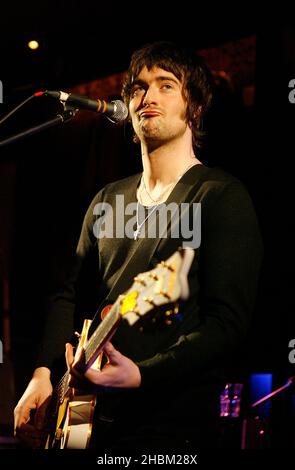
[36,191,103,370]
[137,181,264,387]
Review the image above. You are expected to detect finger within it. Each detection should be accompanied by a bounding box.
[66,343,84,387]
[65,343,74,369]
[14,409,28,431]
[84,367,106,387]
[103,342,121,363]
[103,341,115,355]
[14,403,35,433]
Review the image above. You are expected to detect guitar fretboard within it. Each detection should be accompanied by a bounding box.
[85,301,121,367]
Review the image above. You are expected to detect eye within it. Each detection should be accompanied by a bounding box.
[131,85,145,97]
[161,83,174,91]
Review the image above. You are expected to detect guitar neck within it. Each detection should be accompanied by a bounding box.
[84,300,121,369]
[47,369,69,422]
[75,249,195,373]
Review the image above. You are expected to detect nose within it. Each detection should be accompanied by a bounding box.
[142,86,157,106]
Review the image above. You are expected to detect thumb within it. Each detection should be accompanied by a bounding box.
[65,343,75,370]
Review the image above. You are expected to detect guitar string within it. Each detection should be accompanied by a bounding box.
[53,306,120,404]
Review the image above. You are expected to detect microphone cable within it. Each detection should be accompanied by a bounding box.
[0,93,38,126]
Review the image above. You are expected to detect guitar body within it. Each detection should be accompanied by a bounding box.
[56,391,97,449]
[45,318,100,449]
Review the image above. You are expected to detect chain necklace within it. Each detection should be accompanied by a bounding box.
[134,160,198,240]
[141,177,175,204]
[133,202,159,240]
[141,160,197,204]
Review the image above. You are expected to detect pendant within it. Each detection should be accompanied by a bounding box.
[134,228,140,240]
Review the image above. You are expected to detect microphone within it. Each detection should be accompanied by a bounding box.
[37,90,128,123]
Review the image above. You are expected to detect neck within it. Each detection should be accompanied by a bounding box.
[141,138,201,189]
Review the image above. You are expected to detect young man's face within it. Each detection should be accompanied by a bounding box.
[129,65,189,147]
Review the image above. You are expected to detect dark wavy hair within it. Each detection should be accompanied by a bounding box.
[122,41,213,148]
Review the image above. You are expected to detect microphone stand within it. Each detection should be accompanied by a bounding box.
[241,376,295,449]
[0,107,78,148]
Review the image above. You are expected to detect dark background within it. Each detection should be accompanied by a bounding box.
[0,2,295,448]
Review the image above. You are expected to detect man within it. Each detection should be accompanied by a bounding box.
[14,41,263,450]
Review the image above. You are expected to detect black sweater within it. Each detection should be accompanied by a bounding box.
[37,164,263,443]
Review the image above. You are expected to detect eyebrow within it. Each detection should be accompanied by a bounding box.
[131,75,180,87]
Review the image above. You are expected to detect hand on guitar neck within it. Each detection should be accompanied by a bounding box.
[65,341,141,389]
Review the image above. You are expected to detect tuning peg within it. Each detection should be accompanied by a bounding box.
[143,297,156,307]
[134,276,147,286]
[160,290,171,300]
[149,272,159,281]
[160,261,176,271]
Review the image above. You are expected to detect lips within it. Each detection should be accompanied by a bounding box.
[140,110,161,118]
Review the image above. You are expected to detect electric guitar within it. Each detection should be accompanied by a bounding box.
[45,247,194,449]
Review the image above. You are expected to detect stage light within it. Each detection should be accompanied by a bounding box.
[28,40,39,50]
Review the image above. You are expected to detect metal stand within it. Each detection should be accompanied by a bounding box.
[241,376,295,448]
[0,107,78,148]
[250,376,295,409]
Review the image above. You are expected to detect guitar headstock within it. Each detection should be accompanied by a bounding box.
[118,247,195,325]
